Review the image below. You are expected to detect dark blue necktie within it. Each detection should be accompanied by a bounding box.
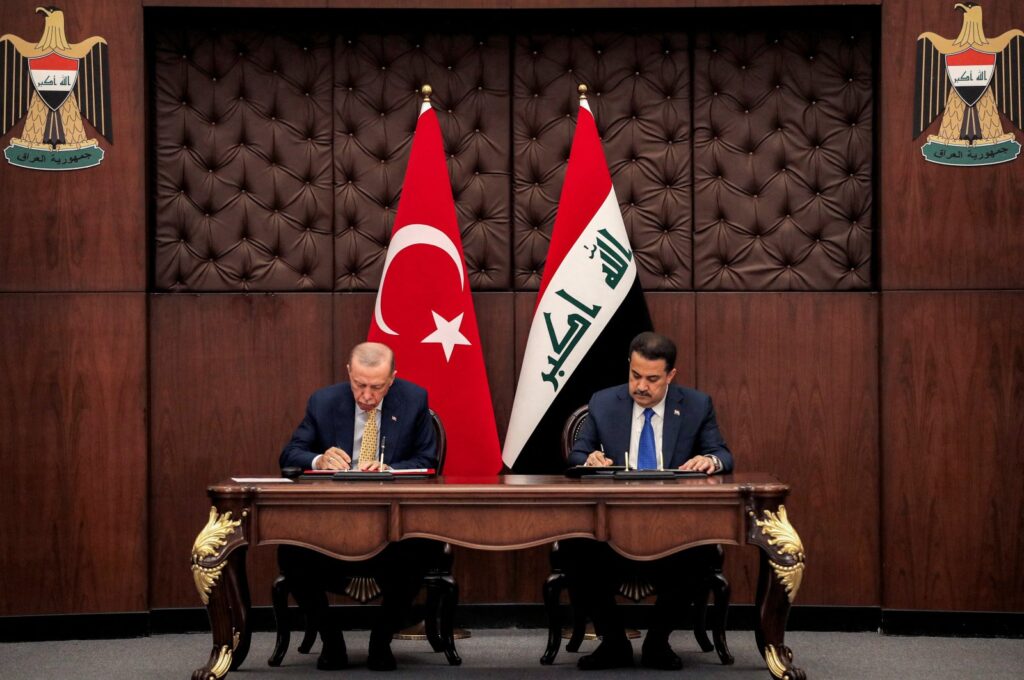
[637,407,657,470]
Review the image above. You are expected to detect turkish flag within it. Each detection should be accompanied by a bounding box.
[367,99,501,476]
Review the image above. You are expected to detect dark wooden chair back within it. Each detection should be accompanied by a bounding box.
[429,408,447,473]
[560,405,590,463]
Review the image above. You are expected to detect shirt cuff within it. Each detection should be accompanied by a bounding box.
[311,454,322,470]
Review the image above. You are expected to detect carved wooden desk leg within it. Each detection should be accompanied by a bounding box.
[190,506,250,680]
[749,505,807,680]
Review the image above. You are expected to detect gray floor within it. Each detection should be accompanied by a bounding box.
[2,629,1023,679]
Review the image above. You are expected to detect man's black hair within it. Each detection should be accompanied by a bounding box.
[628,331,676,371]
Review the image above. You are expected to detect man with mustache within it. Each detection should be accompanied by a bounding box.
[565,331,733,670]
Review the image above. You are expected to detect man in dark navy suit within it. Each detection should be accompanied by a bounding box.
[279,342,437,672]
[566,332,734,671]
[280,342,436,472]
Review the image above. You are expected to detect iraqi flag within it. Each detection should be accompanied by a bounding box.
[502,95,652,473]
[28,53,79,111]
[368,95,502,476]
[946,47,996,107]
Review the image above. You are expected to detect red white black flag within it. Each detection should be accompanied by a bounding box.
[368,98,502,475]
[502,96,652,473]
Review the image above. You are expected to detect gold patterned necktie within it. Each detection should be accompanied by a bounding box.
[358,409,379,466]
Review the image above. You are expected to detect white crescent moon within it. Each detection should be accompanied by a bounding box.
[374,223,465,336]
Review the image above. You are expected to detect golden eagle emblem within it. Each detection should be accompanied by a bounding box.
[1,7,112,170]
[914,3,1023,165]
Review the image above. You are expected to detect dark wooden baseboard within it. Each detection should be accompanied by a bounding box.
[2,606,1021,642]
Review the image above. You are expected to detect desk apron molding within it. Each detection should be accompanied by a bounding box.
[188,475,806,680]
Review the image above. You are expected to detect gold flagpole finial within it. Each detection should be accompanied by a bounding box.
[578,83,588,100]
[421,84,432,102]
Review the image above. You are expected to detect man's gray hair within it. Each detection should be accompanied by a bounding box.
[350,342,395,373]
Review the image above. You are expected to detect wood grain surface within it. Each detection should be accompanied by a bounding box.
[697,292,880,605]
[0,0,144,291]
[881,0,1024,289]
[882,292,1024,611]
[0,294,147,614]
[149,293,333,608]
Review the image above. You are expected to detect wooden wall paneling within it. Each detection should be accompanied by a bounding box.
[693,0,875,7]
[149,293,334,608]
[449,290,549,604]
[332,292,376,365]
[474,293,515,441]
[646,292,696,385]
[882,292,1024,611]
[881,0,1024,289]
[144,1,330,7]
[0,0,144,291]
[0,294,147,615]
[697,292,879,605]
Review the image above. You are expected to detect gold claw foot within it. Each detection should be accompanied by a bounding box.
[765,644,806,680]
[192,644,232,680]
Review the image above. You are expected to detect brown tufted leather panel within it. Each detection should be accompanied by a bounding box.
[333,31,510,291]
[513,30,692,290]
[152,10,875,293]
[692,23,873,290]
[153,28,335,291]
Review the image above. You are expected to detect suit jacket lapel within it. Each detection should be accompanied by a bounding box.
[337,386,356,454]
[610,387,634,462]
[380,388,403,459]
[661,386,686,464]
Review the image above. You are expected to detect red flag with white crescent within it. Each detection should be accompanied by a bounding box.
[368,100,501,476]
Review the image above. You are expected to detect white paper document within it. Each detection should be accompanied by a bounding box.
[231,477,293,483]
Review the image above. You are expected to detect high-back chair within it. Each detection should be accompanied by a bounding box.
[268,409,461,667]
[539,405,733,666]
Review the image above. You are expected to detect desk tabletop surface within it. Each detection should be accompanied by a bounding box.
[210,473,788,500]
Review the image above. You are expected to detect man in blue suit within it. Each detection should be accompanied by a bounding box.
[567,332,733,671]
[280,342,436,472]
[278,342,437,671]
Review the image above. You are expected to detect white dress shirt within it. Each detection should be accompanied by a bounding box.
[312,402,382,469]
[627,393,668,470]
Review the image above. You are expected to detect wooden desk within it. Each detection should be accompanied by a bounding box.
[190,474,807,680]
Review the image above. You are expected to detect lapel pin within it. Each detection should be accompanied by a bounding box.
[391,415,398,422]
[673,409,681,416]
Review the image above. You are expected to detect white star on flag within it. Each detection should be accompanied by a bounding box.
[421,311,471,361]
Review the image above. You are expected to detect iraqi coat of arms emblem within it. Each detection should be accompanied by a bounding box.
[1,7,112,170]
[914,3,1023,166]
